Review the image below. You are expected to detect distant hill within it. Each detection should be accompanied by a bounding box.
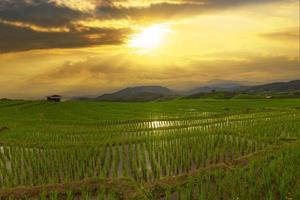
[76,80,300,101]
[188,80,248,94]
[96,86,177,102]
[185,91,237,99]
[186,80,300,99]
[189,80,300,94]
[246,80,300,92]
[189,84,245,93]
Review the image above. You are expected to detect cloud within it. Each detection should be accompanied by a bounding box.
[0,22,131,53]
[33,55,300,83]
[0,0,295,53]
[260,27,300,41]
[1,0,293,27]
[21,54,299,97]
[0,0,85,27]
[94,0,292,22]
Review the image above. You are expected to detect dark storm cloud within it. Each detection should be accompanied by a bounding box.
[0,0,84,27]
[0,22,131,53]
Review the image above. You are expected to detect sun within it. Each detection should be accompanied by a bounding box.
[129,24,171,52]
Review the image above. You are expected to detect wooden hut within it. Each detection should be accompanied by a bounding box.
[47,95,61,102]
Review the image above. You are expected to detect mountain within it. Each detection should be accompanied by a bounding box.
[247,80,300,92]
[185,80,300,99]
[96,86,176,102]
[188,80,247,94]
[185,91,238,99]
[77,80,300,101]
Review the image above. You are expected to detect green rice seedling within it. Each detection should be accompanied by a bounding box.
[82,190,90,200]
[50,192,58,200]
[108,189,118,200]
[97,188,106,200]
[40,191,47,200]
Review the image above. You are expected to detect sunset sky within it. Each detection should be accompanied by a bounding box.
[0,0,299,99]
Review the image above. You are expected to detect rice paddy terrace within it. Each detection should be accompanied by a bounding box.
[0,99,299,199]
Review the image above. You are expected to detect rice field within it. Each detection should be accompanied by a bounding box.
[0,99,299,199]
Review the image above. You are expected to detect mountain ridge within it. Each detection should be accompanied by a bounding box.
[96,85,177,102]
[72,80,300,101]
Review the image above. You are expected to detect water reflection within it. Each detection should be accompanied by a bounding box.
[149,121,164,128]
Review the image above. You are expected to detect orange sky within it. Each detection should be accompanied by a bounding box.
[0,0,299,99]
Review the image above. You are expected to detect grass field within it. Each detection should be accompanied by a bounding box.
[0,99,299,199]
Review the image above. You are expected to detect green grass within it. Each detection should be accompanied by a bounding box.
[0,99,299,199]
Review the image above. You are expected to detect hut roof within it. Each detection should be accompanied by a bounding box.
[47,95,62,100]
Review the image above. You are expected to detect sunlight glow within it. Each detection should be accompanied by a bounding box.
[129,24,171,51]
